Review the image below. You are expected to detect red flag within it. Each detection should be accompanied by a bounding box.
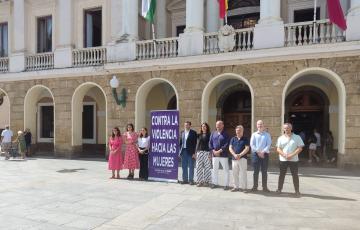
[327,0,347,30]
[218,0,228,19]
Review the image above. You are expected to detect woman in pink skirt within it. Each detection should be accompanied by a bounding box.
[108,127,123,179]
[123,123,139,179]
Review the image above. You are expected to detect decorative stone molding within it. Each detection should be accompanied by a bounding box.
[218,25,236,52]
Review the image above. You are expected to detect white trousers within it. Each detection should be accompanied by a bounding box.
[212,157,229,186]
[232,158,247,189]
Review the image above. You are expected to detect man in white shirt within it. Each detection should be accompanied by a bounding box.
[1,125,13,160]
[250,120,272,192]
[276,123,304,198]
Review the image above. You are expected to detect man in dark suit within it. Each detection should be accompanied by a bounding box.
[179,121,198,185]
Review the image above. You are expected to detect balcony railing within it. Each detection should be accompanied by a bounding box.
[72,47,107,67]
[136,37,179,60]
[0,57,9,72]
[204,28,254,54]
[285,19,345,47]
[25,52,54,71]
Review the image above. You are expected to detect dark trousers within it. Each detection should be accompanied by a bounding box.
[139,148,148,180]
[277,161,299,192]
[252,152,269,189]
[181,149,194,182]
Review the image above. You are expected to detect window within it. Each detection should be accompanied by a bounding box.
[176,25,185,37]
[294,8,320,23]
[0,23,8,57]
[37,16,52,53]
[84,8,102,48]
[228,13,259,29]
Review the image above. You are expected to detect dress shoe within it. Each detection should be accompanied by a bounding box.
[263,188,271,193]
[294,191,301,198]
[250,187,258,192]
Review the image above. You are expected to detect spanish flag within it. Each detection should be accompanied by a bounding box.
[219,0,228,19]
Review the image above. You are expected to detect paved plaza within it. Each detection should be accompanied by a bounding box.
[0,157,359,230]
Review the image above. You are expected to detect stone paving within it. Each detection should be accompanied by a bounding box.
[0,157,359,230]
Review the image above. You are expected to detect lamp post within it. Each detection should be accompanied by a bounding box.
[110,76,127,108]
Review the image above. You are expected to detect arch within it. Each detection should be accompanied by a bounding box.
[201,73,255,133]
[282,67,346,154]
[135,78,179,130]
[0,87,11,129]
[24,85,55,146]
[71,82,108,148]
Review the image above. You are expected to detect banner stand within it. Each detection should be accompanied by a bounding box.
[148,110,179,183]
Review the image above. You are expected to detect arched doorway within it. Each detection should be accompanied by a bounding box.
[217,86,252,137]
[283,68,346,159]
[202,74,254,137]
[24,85,55,152]
[136,78,178,130]
[0,88,10,132]
[72,83,107,157]
[285,86,329,138]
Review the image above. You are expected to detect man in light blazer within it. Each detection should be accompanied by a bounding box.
[179,121,198,185]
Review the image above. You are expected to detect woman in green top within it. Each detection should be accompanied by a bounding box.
[15,131,26,159]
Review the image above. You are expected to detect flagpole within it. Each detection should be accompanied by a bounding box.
[152,23,156,40]
[313,0,317,43]
[152,23,157,57]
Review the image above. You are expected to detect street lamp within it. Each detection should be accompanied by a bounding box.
[110,75,127,108]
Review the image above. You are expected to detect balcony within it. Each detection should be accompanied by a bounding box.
[0,20,354,73]
[0,57,9,73]
[136,37,179,60]
[204,28,254,54]
[72,47,107,67]
[285,19,345,47]
[25,52,54,71]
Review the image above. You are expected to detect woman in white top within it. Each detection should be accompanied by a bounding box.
[137,127,150,180]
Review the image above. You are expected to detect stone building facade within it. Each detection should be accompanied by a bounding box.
[1,0,360,167]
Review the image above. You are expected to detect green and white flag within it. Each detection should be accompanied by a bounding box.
[142,0,156,23]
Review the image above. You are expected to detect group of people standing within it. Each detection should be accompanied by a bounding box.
[179,120,304,197]
[107,124,150,181]
[0,125,32,160]
[299,128,336,164]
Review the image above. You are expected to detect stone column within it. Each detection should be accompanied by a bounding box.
[54,0,73,68]
[155,0,167,38]
[346,0,360,41]
[9,0,26,72]
[107,0,138,62]
[253,0,284,49]
[179,0,204,56]
[206,0,220,32]
[122,0,138,41]
[185,0,204,32]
